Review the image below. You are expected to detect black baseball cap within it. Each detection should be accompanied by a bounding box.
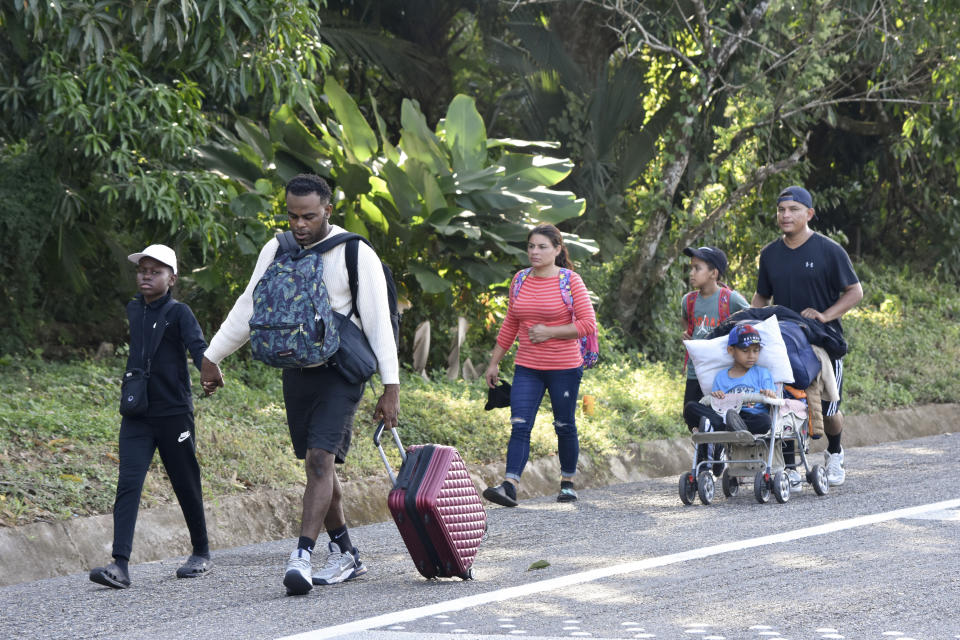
[777,185,813,209]
[683,246,728,278]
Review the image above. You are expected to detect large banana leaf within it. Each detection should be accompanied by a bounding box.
[399,99,450,177]
[501,153,574,187]
[443,94,487,174]
[323,77,378,163]
[202,80,596,336]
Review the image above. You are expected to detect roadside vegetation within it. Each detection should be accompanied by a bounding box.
[1,265,957,528]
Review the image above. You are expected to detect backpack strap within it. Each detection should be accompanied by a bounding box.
[315,232,373,319]
[510,268,533,303]
[717,287,732,322]
[557,268,575,317]
[683,291,698,373]
[143,298,178,374]
[276,230,301,258]
[344,239,360,319]
[685,291,698,337]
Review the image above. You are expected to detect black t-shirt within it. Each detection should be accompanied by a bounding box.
[756,232,859,336]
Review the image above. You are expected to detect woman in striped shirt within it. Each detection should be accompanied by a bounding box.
[482,224,597,507]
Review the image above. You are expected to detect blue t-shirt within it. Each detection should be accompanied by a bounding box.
[712,365,775,415]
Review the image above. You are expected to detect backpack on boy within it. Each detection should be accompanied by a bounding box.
[510,267,599,368]
[249,231,400,377]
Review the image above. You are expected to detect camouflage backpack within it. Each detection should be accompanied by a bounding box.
[249,233,340,368]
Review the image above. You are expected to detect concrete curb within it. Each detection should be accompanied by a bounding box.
[1,403,956,587]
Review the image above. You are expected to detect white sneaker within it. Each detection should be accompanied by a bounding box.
[786,468,803,494]
[283,549,313,595]
[824,449,845,486]
[312,541,364,585]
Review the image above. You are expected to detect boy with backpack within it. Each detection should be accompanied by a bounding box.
[680,246,749,472]
[89,244,212,589]
[200,174,399,596]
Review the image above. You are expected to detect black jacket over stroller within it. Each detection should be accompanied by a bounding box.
[708,305,847,360]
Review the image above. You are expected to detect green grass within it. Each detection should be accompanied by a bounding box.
[0,353,686,527]
[1,264,959,527]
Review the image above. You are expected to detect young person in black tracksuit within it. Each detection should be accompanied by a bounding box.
[89,244,212,589]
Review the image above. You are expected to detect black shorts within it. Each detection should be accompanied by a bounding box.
[823,356,844,417]
[282,366,365,462]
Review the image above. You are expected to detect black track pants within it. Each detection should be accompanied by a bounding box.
[111,413,208,560]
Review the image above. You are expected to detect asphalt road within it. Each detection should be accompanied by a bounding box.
[3,432,959,640]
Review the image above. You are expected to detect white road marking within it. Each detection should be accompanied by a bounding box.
[278,499,960,640]
[900,508,960,521]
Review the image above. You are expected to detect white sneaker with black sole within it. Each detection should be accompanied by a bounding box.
[312,541,367,585]
[824,448,845,486]
[283,548,313,595]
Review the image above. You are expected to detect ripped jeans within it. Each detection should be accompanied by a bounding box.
[505,364,583,481]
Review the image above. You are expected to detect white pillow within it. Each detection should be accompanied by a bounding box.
[684,314,793,396]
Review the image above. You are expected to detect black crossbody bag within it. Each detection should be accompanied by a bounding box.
[120,299,176,417]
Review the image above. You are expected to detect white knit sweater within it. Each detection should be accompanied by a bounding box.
[204,225,400,385]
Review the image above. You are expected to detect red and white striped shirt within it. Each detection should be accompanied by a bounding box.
[496,271,597,370]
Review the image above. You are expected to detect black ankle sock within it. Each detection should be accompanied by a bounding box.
[826,433,842,455]
[193,550,211,560]
[113,556,128,573]
[560,480,575,490]
[297,536,315,554]
[328,525,352,554]
[502,482,517,500]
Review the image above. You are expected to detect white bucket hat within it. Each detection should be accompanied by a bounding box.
[127,244,178,274]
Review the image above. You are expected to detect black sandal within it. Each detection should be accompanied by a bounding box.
[89,563,130,589]
[482,483,518,507]
[176,554,212,578]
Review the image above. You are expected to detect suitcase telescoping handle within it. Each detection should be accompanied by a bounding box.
[373,421,407,486]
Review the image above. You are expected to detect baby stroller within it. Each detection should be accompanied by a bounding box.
[678,390,829,505]
[679,316,830,505]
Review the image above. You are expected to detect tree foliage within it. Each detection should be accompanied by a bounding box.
[569,0,960,343]
[0,1,330,336]
[3,0,960,363]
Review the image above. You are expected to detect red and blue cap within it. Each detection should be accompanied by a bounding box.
[728,324,762,348]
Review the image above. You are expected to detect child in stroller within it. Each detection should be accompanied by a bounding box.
[680,318,830,505]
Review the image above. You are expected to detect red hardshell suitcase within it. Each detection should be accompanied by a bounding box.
[374,423,486,579]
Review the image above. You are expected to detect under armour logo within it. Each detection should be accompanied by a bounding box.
[177,431,190,443]
[805,261,814,268]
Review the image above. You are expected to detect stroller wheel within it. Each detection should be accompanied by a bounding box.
[721,470,739,498]
[697,471,715,505]
[772,470,791,503]
[807,464,829,496]
[753,471,770,504]
[679,472,697,505]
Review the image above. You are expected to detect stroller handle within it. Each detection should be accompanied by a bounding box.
[700,392,785,407]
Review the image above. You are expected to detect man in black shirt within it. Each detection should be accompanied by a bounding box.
[752,186,863,486]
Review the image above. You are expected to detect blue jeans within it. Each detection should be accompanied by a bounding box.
[505,365,583,481]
